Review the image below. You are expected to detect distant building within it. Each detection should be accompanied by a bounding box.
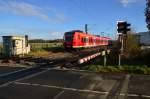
[137,32,150,46]
[2,35,30,57]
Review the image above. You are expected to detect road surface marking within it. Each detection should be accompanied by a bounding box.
[118,74,130,99]
[49,61,54,64]
[14,82,109,95]
[52,91,65,99]
[0,68,55,88]
[127,94,139,97]
[14,82,150,98]
[141,95,150,98]
[55,68,96,73]
[15,67,60,82]
[0,67,31,77]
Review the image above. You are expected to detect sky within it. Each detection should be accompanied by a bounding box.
[0,0,147,40]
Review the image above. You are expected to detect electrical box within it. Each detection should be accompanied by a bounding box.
[2,35,30,57]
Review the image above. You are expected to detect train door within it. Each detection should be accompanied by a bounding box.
[93,38,96,46]
[85,37,89,47]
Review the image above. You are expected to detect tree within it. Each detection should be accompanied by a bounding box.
[124,31,141,58]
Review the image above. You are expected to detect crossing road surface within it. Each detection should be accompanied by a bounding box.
[0,69,150,99]
[0,66,24,75]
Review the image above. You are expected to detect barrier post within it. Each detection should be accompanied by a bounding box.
[102,51,106,66]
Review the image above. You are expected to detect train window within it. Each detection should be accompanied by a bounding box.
[100,40,102,43]
[78,35,80,39]
[65,33,73,36]
[95,39,96,43]
[64,32,75,42]
[82,37,88,43]
[90,38,92,43]
[82,38,84,42]
[86,38,89,42]
[65,37,73,42]
[103,40,105,43]
[84,38,86,42]
[93,39,95,43]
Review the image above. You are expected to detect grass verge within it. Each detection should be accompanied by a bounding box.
[27,46,64,58]
[82,65,150,75]
[27,50,50,57]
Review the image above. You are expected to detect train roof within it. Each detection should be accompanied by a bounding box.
[66,30,84,33]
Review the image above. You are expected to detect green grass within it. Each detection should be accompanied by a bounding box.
[27,42,64,57]
[0,43,64,58]
[83,50,150,75]
[82,65,150,75]
[27,50,50,57]
[29,43,63,52]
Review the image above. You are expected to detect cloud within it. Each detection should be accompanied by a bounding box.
[120,0,141,7]
[0,0,67,23]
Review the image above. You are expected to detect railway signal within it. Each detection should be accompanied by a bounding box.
[117,21,131,34]
[117,21,131,66]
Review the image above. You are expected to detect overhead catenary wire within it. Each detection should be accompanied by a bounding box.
[71,0,96,20]
[69,0,114,38]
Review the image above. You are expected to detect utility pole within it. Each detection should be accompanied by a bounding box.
[85,24,88,34]
[101,32,104,36]
[118,34,124,66]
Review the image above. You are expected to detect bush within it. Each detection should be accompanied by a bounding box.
[124,33,141,58]
[83,65,150,75]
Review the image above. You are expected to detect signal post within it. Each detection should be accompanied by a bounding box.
[117,21,131,66]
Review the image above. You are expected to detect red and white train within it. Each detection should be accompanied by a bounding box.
[63,30,111,49]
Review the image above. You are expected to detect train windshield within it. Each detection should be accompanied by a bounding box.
[64,32,74,42]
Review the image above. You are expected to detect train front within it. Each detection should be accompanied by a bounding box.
[63,31,74,49]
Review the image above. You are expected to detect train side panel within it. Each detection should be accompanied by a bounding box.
[72,32,83,48]
[64,30,111,49]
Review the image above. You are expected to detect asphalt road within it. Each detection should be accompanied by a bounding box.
[0,67,44,86]
[127,75,150,99]
[0,66,24,75]
[0,69,150,99]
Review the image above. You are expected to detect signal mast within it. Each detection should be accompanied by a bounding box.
[145,0,150,30]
